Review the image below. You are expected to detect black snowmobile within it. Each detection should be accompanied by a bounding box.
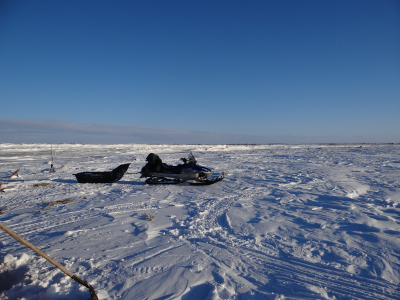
[140,152,224,185]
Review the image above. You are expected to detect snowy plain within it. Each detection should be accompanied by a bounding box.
[0,143,400,300]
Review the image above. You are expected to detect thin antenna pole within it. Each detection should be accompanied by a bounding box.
[50,144,55,172]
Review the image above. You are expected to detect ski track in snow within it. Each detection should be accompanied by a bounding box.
[1,143,400,299]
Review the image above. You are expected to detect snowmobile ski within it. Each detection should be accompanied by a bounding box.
[189,175,225,186]
[145,177,184,185]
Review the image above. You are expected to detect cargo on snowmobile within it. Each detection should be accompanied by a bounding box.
[140,152,224,185]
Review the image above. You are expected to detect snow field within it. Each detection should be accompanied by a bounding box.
[0,143,400,299]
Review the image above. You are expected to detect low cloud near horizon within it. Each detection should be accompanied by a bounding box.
[0,119,397,145]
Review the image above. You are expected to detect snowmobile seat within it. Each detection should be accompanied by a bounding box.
[140,153,186,176]
[160,163,184,174]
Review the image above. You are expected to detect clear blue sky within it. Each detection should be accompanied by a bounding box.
[1,0,399,143]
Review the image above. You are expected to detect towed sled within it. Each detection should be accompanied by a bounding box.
[140,152,224,185]
[74,164,130,183]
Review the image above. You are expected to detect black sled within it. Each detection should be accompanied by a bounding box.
[74,164,130,183]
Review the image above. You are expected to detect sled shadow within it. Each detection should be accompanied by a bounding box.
[52,179,77,184]
[51,179,145,185]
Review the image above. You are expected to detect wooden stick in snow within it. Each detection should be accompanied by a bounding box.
[0,221,98,300]
[9,168,20,179]
[143,212,155,221]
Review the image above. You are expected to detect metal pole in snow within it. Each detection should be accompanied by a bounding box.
[50,144,55,172]
[0,221,98,300]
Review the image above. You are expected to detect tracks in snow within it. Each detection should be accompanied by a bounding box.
[176,193,400,299]
[0,200,170,240]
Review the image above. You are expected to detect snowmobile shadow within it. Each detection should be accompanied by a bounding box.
[116,180,144,186]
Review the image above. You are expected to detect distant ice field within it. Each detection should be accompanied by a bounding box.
[1,143,400,299]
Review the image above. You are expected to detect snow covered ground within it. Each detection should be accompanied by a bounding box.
[1,143,400,300]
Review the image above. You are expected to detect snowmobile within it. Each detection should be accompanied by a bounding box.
[140,151,224,185]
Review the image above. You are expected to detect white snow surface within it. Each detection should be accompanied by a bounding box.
[1,143,400,300]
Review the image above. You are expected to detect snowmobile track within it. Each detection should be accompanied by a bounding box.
[233,242,400,299]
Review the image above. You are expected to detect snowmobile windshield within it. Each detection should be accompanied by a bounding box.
[187,151,197,165]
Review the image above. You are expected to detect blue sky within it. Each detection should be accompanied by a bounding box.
[1,0,399,144]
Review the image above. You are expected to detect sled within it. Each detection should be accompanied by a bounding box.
[74,164,130,183]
